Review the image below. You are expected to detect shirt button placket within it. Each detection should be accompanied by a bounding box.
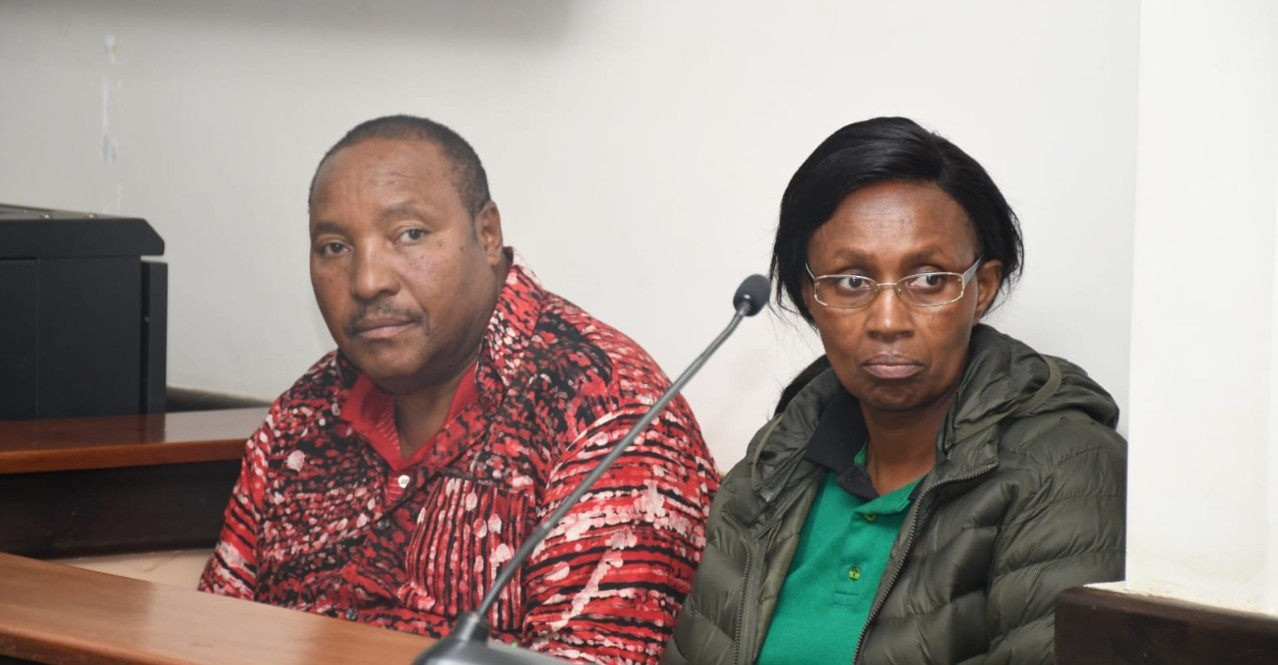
[344,608,359,621]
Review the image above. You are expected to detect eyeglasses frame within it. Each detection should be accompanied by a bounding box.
[804,257,984,310]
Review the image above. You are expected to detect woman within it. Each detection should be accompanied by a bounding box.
[664,117,1125,665]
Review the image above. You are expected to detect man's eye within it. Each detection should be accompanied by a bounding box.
[401,228,426,241]
[318,242,348,256]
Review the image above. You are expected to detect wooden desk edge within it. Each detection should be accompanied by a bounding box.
[0,553,436,665]
[2,440,246,474]
[0,408,265,474]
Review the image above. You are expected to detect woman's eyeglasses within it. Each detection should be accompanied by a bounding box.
[805,258,982,309]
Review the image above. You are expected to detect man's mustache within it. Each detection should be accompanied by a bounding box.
[345,304,421,336]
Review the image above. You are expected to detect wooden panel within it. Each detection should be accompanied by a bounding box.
[0,553,435,665]
[0,407,264,473]
[0,408,265,557]
[1056,586,1278,665]
[0,461,239,557]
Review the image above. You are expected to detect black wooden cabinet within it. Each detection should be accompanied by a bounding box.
[0,205,167,419]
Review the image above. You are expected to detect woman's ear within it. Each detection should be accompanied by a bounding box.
[973,259,1003,321]
[800,276,817,315]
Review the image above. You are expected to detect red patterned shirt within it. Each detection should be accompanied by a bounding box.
[199,254,718,665]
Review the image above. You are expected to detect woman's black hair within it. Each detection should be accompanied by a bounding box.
[771,117,1023,323]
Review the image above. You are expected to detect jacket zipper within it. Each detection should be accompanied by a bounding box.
[849,464,995,664]
[731,539,754,665]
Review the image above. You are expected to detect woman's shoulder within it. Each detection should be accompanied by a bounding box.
[994,404,1127,477]
[964,325,1126,468]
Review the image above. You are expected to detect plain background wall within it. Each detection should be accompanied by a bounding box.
[1126,0,1278,613]
[0,0,1138,470]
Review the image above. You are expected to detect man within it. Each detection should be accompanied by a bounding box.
[199,115,718,665]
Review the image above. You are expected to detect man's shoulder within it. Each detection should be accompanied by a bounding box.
[276,350,349,402]
[258,351,351,434]
[528,287,670,390]
[226,351,350,467]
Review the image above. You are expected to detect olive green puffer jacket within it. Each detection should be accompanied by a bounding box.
[663,325,1126,665]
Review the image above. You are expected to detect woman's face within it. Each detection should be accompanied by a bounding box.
[803,180,1003,419]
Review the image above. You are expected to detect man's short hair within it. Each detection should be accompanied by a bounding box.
[309,114,491,218]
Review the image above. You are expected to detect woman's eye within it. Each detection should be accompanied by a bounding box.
[906,273,950,291]
[833,275,872,291]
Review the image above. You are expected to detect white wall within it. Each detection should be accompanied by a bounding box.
[1126,0,1278,613]
[0,0,1138,469]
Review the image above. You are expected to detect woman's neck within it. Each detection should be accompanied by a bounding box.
[860,387,957,495]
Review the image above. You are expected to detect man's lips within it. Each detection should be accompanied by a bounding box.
[862,355,923,379]
[350,318,416,340]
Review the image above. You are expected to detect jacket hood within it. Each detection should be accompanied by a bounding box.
[948,325,1119,447]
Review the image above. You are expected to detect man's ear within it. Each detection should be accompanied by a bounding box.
[973,259,1003,321]
[474,201,504,266]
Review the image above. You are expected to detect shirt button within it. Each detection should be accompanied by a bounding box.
[864,513,878,522]
[848,566,862,582]
[344,608,359,621]
[376,517,392,530]
[396,474,410,489]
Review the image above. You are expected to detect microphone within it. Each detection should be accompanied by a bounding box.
[411,275,771,665]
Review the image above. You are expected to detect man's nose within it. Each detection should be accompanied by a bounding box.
[350,246,398,300]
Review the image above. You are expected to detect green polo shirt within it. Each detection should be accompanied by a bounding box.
[757,390,921,665]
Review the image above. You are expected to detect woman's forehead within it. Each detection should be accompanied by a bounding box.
[809,181,979,265]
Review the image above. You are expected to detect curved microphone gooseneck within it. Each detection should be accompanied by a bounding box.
[410,274,770,665]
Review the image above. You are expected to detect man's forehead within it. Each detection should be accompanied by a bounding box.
[326,138,447,170]
[315,139,455,193]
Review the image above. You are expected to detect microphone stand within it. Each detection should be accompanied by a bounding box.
[411,275,769,665]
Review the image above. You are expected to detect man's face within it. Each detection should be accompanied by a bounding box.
[308,138,505,396]
[802,180,1002,418]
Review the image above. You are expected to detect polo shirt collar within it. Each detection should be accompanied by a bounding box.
[804,388,879,500]
[340,362,479,472]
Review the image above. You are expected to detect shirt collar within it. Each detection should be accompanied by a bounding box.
[340,362,479,472]
[475,249,547,398]
[804,388,880,500]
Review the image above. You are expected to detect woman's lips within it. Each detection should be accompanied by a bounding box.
[862,356,923,379]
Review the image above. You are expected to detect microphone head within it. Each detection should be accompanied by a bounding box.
[733,274,770,317]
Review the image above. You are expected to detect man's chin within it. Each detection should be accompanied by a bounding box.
[362,371,424,397]
[343,352,425,394]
